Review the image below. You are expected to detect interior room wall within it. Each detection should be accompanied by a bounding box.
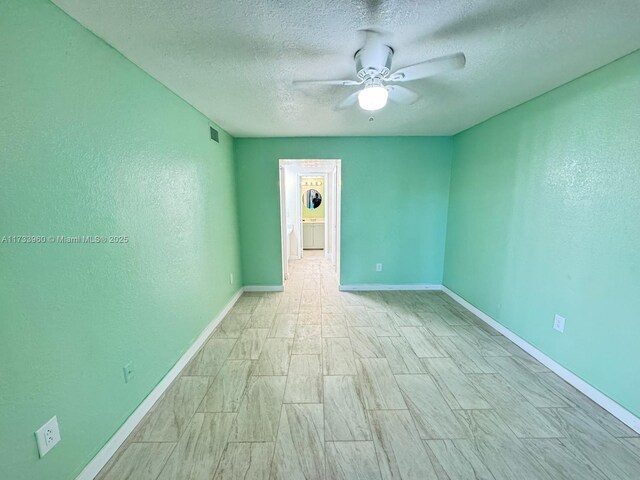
[4,3,638,479]
[235,137,453,287]
[444,49,640,417]
[0,2,243,479]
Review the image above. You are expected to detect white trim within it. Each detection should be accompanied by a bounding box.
[334,162,341,283]
[75,289,243,480]
[442,286,640,434]
[279,159,342,286]
[296,172,304,258]
[339,284,443,291]
[243,285,284,292]
[279,165,288,282]
[321,173,329,255]
[279,159,341,171]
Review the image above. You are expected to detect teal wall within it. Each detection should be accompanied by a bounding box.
[0,1,242,479]
[444,50,640,417]
[3,1,639,478]
[235,137,453,287]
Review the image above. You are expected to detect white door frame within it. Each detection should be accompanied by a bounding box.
[334,163,341,277]
[300,172,329,256]
[296,173,303,258]
[279,166,289,281]
[322,173,329,255]
[279,159,341,285]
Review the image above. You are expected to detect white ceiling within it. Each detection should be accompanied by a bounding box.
[53,0,640,137]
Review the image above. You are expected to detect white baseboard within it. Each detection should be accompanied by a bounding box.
[243,285,284,292]
[442,286,640,434]
[339,284,442,291]
[75,288,243,480]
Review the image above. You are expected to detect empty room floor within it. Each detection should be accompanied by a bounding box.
[97,254,640,479]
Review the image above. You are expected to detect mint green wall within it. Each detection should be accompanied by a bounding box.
[0,2,242,479]
[444,50,640,417]
[235,137,452,286]
[4,2,638,478]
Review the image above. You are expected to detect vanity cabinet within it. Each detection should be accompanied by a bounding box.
[303,222,324,249]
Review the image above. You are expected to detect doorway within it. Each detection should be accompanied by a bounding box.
[279,159,341,288]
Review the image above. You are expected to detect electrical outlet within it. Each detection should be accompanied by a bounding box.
[35,416,61,458]
[553,314,566,333]
[123,361,135,383]
[229,272,234,285]
[376,263,382,272]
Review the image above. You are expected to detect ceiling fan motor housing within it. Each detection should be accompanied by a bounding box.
[355,44,393,80]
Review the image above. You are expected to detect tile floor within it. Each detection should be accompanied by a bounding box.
[97,250,640,479]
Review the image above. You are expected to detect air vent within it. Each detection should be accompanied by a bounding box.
[209,126,219,143]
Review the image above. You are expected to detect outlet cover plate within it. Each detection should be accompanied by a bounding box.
[376,263,382,272]
[553,314,566,333]
[35,416,61,457]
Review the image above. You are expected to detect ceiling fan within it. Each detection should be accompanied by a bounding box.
[293,31,466,112]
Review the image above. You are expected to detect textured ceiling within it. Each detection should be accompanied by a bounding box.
[53,0,640,137]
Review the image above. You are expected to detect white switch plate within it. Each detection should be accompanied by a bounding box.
[553,314,566,333]
[376,263,382,272]
[229,273,234,285]
[35,416,61,458]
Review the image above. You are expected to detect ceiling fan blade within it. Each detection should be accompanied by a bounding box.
[389,52,465,82]
[387,85,420,105]
[335,91,360,110]
[293,79,361,87]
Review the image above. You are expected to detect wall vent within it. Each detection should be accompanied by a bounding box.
[209,126,219,143]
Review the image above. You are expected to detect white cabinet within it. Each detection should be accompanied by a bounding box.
[303,222,324,249]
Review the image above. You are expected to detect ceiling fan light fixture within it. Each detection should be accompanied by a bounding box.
[358,85,388,111]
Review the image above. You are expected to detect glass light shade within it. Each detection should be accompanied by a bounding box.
[358,86,388,111]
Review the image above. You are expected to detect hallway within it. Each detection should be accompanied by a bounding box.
[98,253,640,479]
[285,250,337,295]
